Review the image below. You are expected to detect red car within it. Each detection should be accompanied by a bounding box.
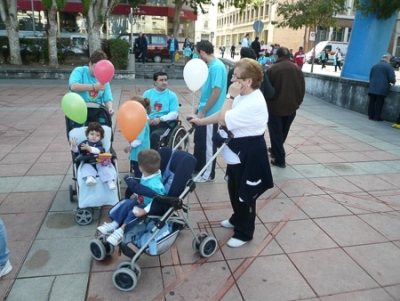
[117,33,170,63]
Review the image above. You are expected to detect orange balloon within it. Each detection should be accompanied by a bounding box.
[117,101,147,142]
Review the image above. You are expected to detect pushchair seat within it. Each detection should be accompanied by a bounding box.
[68,125,119,211]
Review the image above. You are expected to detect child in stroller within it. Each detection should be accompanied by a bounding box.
[97,149,166,246]
[90,148,219,291]
[66,103,120,225]
[70,122,117,190]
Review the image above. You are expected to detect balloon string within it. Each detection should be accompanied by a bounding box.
[192,91,195,114]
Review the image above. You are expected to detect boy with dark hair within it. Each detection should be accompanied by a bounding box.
[97,149,166,246]
[193,40,227,182]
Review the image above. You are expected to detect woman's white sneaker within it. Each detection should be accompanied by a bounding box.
[227,238,247,248]
[221,220,234,228]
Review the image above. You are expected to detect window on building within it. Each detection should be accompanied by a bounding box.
[396,36,400,57]
[260,6,263,17]
[331,27,343,41]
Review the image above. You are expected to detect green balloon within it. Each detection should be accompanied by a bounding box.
[61,92,87,124]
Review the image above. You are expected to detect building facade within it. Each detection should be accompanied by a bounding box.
[215,0,400,56]
[0,0,196,42]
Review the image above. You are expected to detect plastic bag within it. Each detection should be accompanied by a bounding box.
[175,52,179,62]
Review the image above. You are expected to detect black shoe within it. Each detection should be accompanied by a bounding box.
[268,147,275,159]
[369,117,374,120]
[270,159,286,168]
[374,118,383,121]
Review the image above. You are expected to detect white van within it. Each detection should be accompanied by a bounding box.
[305,41,348,64]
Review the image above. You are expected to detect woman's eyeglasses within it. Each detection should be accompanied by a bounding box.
[232,74,246,80]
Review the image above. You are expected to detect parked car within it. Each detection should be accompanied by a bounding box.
[389,54,400,68]
[117,33,169,63]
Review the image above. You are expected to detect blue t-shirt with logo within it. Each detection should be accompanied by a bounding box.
[69,66,113,104]
[142,88,179,119]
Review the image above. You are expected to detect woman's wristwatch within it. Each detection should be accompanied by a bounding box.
[226,94,234,99]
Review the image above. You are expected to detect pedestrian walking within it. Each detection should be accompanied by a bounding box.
[230,45,236,59]
[368,53,395,121]
[266,47,305,168]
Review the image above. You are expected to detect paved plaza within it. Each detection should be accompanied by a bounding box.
[0,78,400,301]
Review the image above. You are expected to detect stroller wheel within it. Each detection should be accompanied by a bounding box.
[117,261,142,279]
[192,232,209,251]
[117,260,132,270]
[89,238,106,261]
[113,268,138,292]
[69,185,75,203]
[74,208,94,225]
[98,235,115,255]
[199,236,218,258]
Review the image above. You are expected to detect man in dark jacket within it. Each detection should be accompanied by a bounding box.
[368,53,396,121]
[251,37,261,60]
[266,47,305,168]
[137,32,148,64]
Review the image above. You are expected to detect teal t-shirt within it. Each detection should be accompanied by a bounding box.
[140,172,166,205]
[198,58,227,117]
[142,88,179,119]
[69,66,113,104]
[129,122,150,161]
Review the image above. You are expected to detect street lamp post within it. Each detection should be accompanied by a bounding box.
[31,0,36,36]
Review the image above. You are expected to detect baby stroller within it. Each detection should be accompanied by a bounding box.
[66,103,120,225]
[89,147,219,291]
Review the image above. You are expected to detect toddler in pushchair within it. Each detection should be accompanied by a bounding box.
[90,147,219,291]
[66,103,120,225]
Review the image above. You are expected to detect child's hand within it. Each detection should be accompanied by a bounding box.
[80,142,91,152]
[124,146,131,154]
[70,137,78,148]
[132,206,146,217]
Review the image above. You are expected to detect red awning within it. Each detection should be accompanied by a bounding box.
[17,0,196,20]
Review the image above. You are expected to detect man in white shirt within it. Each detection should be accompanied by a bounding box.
[241,34,250,48]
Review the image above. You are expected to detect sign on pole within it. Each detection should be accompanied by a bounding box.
[253,20,264,33]
[309,31,315,41]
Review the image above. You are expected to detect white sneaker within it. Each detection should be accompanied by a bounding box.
[106,228,123,246]
[97,222,117,235]
[107,181,116,190]
[86,176,97,186]
[0,260,12,278]
[221,220,234,229]
[194,176,214,183]
[227,237,248,248]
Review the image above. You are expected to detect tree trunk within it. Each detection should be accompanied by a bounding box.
[47,4,59,68]
[87,0,117,56]
[0,0,22,65]
[173,0,183,38]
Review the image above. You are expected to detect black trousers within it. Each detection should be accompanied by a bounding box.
[150,123,169,150]
[193,124,217,179]
[268,112,296,165]
[368,94,385,120]
[226,163,255,241]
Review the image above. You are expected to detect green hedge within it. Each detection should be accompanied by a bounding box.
[0,36,130,70]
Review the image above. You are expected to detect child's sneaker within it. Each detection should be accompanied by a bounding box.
[97,222,117,235]
[106,228,123,246]
[0,260,12,279]
[107,180,116,190]
[86,176,97,186]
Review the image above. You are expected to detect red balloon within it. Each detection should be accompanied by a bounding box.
[117,101,147,142]
[94,60,115,84]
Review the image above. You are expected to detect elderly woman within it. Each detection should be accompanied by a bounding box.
[189,58,273,248]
